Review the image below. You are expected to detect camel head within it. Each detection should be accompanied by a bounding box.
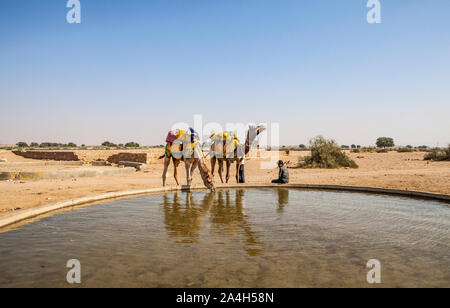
[199,164,216,192]
[193,142,216,192]
[246,124,266,147]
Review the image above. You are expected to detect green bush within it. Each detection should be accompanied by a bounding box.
[125,142,140,148]
[424,146,450,161]
[351,149,361,153]
[102,141,117,147]
[40,142,61,148]
[299,136,358,169]
[16,142,28,148]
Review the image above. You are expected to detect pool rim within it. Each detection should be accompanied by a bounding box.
[1,184,449,229]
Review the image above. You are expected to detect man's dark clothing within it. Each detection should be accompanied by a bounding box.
[272,165,289,184]
[238,165,245,183]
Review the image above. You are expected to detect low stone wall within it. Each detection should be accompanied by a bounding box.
[0,172,12,181]
[13,151,80,161]
[0,161,83,168]
[107,153,147,164]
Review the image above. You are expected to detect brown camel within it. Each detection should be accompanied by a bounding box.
[159,134,215,192]
[210,125,266,183]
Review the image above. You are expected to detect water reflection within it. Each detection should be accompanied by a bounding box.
[277,189,289,213]
[210,190,265,256]
[162,190,265,256]
[1,189,448,288]
[163,192,213,243]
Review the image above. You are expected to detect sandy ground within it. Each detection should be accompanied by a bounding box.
[0,150,449,216]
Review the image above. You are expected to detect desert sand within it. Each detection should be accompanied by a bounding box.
[0,149,449,217]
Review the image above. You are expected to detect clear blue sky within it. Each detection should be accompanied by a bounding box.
[1,0,449,147]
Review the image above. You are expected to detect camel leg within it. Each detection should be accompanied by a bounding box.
[173,158,180,186]
[162,157,170,187]
[190,159,198,176]
[226,160,231,183]
[185,160,192,186]
[211,157,216,176]
[236,162,241,183]
[218,160,224,184]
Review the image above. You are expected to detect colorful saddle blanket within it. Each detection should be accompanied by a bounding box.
[165,128,199,159]
[210,132,241,158]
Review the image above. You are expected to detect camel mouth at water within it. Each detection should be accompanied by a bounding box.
[161,129,216,191]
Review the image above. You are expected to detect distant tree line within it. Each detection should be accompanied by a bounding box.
[101,141,140,148]
[14,141,142,148]
[16,142,78,148]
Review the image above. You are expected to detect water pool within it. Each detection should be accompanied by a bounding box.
[0,188,448,287]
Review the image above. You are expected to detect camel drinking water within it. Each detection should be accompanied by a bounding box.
[159,129,215,192]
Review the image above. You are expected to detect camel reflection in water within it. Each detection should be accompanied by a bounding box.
[210,190,265,256]
[162,190,270,256]
[162,192,213,243]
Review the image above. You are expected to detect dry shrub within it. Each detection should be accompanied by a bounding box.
[424,145,450,161]
[397,147,415,153]
[299,136,358,169]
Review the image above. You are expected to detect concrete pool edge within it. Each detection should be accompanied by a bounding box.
[1,184,449,229]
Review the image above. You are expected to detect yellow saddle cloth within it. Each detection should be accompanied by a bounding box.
[210,132,240,158]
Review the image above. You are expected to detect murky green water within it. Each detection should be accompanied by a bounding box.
[0,189,449,288]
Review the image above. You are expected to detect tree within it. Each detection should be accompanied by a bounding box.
[40,142,59,148]
[102,141,117,147]
[30,142,39,147]
[67,142,77,147]
[351,144,357,149]
[125,142,140,148]
[376,137,394,148]
[299,144,306,149]
[16,142,28,148]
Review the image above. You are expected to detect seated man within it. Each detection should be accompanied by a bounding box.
[272,160,289,184]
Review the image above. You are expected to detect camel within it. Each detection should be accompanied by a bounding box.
[210,125,266,183]
[159,130,215,192]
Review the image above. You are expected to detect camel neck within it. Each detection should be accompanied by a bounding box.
[244,131,253,155]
